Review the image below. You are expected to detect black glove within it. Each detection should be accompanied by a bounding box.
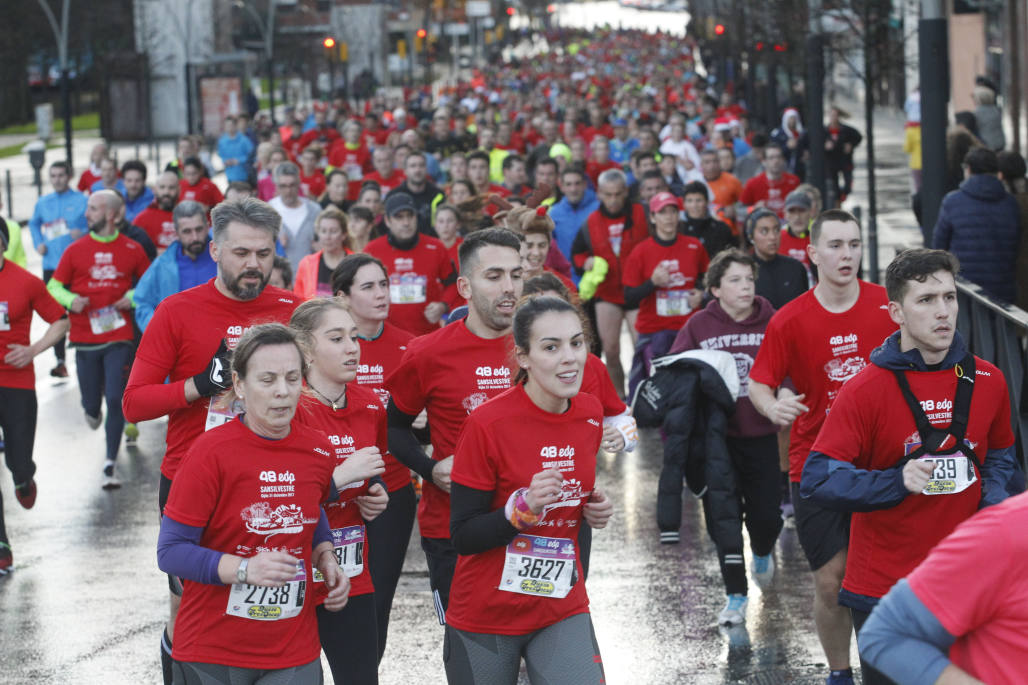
[192,339,232,397]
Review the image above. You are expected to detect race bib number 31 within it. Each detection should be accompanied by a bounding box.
[313,525,365,580]
[920,455,977,495]
[500,534,576,599]
[227,560,306,621]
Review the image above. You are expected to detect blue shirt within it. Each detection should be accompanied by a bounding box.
[217,133,255,182]
[90,178,126,195]
[123,187,155,223]
[175,242,217,291]
[28,189,88,270]
[609,137,640,165]
[548,187,599,267]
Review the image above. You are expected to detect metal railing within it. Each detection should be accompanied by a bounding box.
[955,277,1028,469]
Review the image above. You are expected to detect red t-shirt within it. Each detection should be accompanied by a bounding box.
[77,168,100,193]
[364,234,458,337]
[385,321,516,538]
[295,387,387,597]
[355,322,415,492]
[813,357,1013,598]
[585,159,620,187]
[447,385,602,634]
[908,492,1028,684]
[164,417,333,669]
[579,353,628,417]
[123,280,299,480]
[622,235,709,334]
[739,172,801,218]
[778,229,811,269]
[748,281,896,481]
[0,261,67,389]
[133,205,177,251]
[363,170,407,196]
[52,233,150,345]
[574,205,649,305]
[327,140,371,179]
[178,177,224,209]
[298,169,326,199]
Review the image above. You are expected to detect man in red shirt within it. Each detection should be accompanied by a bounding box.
[0,221,69,573]
[739,143,801,218]
[132,170,180,254]
[365,192,458,336]
[297,146,326,199]
[386,228,523,624]
[623,192,707,398]
[178,157,224,216]
[328,119,371,181]
[122,197,299,685]
[364,146,406,196]
[748,209,898,685]
[47,190,150,489]
[800,248,1016,685]
[780,189,814,274]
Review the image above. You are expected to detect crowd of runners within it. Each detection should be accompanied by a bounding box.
[1,22,1026,685]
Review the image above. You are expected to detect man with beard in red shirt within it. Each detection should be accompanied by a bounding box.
[133,170,181,254]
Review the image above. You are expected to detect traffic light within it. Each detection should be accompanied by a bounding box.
[546,3,556,12]
[714,24,725,36]
[322,37,336,49]
[755,41,765,51]
[415,28,427,52]
[416,28,427,39]
[506,6,516,15]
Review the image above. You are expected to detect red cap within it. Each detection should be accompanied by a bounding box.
[649,191,682,214]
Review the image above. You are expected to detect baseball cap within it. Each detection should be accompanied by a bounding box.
[649,191,682,214]
[784,190,812,211]
[385,192,416,217]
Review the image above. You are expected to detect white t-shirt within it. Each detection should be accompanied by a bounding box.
[269,197,307,238]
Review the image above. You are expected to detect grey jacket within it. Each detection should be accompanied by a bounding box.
[269,196,321,271]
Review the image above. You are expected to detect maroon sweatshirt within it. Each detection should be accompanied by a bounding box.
[670,295,777,438]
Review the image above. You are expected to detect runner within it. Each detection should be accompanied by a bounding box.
[748,209,898,685]
[156,323,349,684]
[47,190,150,488]
[293,206,352,299]
[0,222,70,572]
[122,197,300,685]
[445,295,612,684]
[331,252,419,662]
[365,192,458,336]
[800,248,1016,685]
[668,249,782,625]
[290,299,390,684]
[385,228,523,624]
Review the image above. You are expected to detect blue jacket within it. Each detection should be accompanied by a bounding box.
[549,187,599,266]
[123,187,155,223]
[29,189,88,270]
[800,330,1016,513]
[932,174,1020,303]
[134,240,217,330]
[217,133,255,182]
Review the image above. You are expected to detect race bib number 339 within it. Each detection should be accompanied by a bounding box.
[920,455,977,495]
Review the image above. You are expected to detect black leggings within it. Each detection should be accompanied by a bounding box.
[421,536,458,624]
[317,593,378,685]
[851,608,899,685]
[366,482,416,662]
[444,613,605,685]
[0,387,38,546]
[172,657,322,684]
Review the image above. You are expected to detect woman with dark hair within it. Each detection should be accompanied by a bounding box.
[330,253,419,663]
[319,169,351,212]
[444,295,612,684]
[156,323,351,684]
[290,299,389,684]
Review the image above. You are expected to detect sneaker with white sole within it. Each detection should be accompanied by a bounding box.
[102,461,122,490]
[751,553,775,590]
[659,530,680,544]
[718,594,748,625]
[85,409,103,431]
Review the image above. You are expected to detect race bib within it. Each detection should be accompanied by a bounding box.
[226,559,306,621]
[205,396,244,432]
[389,274,427,304]
[88,305,127,335]
[499,534,576,599]
[313,525,365,581]
[656,290,691,317]
[920,454,978,495]
[610,236,622,257]
[42,219,68,241]
[0,302,9,332]
[343,163,363,180]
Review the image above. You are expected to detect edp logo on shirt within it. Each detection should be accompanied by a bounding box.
[540,445,576,459]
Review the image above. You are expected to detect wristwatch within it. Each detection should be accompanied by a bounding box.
[236,558,249,584]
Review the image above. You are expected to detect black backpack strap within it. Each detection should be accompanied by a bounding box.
[948,354,976,441]
[892,369,948,452]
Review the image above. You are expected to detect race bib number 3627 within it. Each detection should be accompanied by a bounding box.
[499,534,576,599]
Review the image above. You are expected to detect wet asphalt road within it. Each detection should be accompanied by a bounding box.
[0,352,856,685]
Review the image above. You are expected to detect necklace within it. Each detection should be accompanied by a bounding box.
[309,382,346,411]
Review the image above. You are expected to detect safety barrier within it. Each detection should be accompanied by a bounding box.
[955,277,1028,468]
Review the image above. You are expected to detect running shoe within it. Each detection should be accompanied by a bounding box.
[85,409,103,431]
[659,530,680,545]
[751,553,775,590]
[15,479,37,509]
[718,594,748,625]
[124,422,139,443]
[826,668,855,685]
[0,543,11,574]
[50,362,68,378]
[102,461,122,490]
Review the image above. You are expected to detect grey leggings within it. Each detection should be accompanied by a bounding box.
[172,657,322,685]
[444,612,605,685]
